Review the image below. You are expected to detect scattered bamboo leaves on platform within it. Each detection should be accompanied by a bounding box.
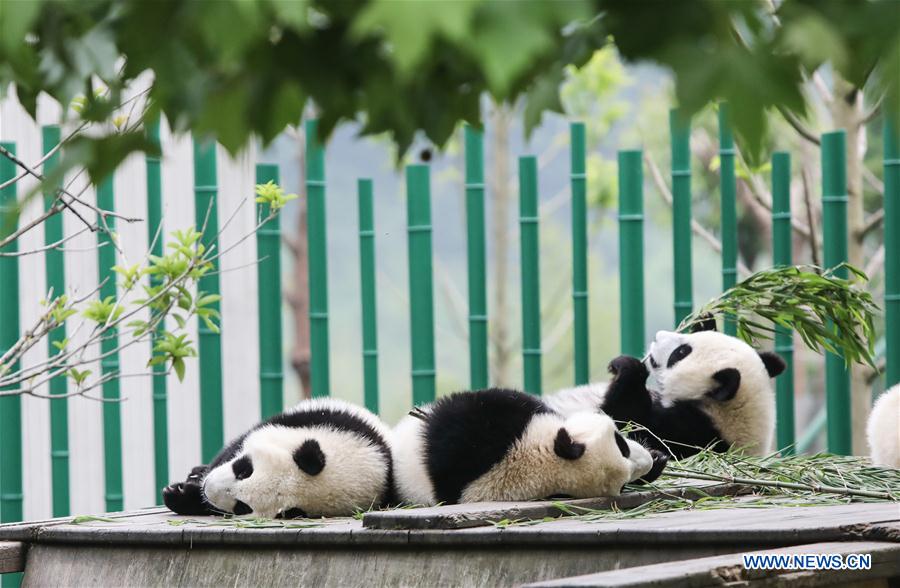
[165,516,329,529]
[679,264,878,368]
[661,449,899,502]
[71,515,116,524]
[504,450,899,527]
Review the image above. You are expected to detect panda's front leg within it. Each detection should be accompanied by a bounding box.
[162,464,215,516]
[601,355,653,426]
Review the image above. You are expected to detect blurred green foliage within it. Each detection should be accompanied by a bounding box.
[1,0,897,184]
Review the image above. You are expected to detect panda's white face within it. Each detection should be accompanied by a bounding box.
[644,330,773,405]
[562,411,656,490]
[202,425,389,518]
[643,329,783,455]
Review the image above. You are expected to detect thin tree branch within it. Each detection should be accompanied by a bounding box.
[800,166,821,268]
[860,94,884,125]
[864,245,884,278]
[644,152,752,277]
[858,209,884,241]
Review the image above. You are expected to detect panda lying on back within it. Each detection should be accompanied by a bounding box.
[393,388,668,505]
[163,398,393,518]
[546,321,785,459]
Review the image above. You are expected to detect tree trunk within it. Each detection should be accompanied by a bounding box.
[830,76,868,455]
[489,104,514,387]
[288,128,312,397]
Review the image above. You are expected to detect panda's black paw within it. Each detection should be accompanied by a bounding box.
[632,449,668,486]
[162,479,211,516]
[607,355,648,383]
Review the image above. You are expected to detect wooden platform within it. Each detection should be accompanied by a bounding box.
[1,495,898,587]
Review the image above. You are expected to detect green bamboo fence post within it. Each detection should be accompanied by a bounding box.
[96,177,124,512]
[884,115,900,389]
[42,126,70,515]
[618,150,645,358]
[821,130,851,455]
[718,104,738,336]
[145,120,168,503]
[406,165,436,405]
[670,108,693,327]
[571,123,589,384]
[0,143,23,548]
[256,164,284,419]
[519,156,542,395]
[193,138,224,461]
[772,151,795,454]
[305,120,331,398]
[464,125,489,390]
[358,179,379,413]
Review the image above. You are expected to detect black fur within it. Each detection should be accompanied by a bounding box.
[162,402,394,515]
[666,344,693,368]
[637,450,669,484]
[602,355,729,460]
[423,388,550,504]
[759,351,787,378]
[294,439,326,475]
[277,507,308,519]
[690,315,718,333]
[707,368,741,401]
[614,431,630,458]
[232,455,253,480]
[162,465,213,516]
[553,428,586,460]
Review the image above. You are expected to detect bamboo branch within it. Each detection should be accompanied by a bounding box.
[664,468,896,501]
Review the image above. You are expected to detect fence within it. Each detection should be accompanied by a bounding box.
[0,101,898,530]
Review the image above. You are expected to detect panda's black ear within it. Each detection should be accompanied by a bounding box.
[690,314,717,333]
[554,428,586,460]
[294,439,326,476]
[707,368,741,402]
[758,351,786,378]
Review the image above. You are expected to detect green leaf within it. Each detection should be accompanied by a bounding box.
[353,0,479,75]
[172,356,186,382]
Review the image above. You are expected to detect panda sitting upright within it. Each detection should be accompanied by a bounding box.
[162,398,393,518]
[546,320,785,459]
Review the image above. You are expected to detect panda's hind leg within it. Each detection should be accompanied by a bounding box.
[162,464,215,516]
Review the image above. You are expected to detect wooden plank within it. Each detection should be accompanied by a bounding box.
[0,541,25,574]
[525,541,900,587]
[363,484,748,530]
[1,502,898,549]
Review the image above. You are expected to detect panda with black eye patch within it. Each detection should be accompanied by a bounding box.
[546,321,786,460]
[867,384,899,469]
[392,388,668,505]
[162,398,393,518]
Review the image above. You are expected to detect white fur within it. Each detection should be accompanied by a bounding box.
[462,412,650,502]
[203,398,391,517]
[391,411,437,505]
[867,385,900,468]
[544,382,608,417]
[645,330,776,455]
[392,407,653,505]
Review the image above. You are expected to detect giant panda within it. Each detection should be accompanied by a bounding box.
[392,388,668,505]
[867,384,899,468]
[546,323,785,460]
[162,398,393,518]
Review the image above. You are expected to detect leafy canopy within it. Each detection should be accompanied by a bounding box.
[1,0,898,183]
